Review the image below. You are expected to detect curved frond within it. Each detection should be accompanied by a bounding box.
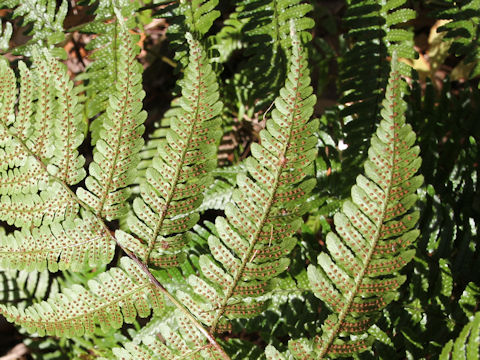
[297,56,422,358]
[178,28,317,332]
[77,30,146,220]
[118,34,222,266]
[0,211,114,272]
[0,257,164,337]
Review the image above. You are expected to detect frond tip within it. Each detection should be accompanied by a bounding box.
[298,54,423,358]
[77,30,147,220]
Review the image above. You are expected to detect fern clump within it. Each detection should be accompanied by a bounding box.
[0,1,478,359]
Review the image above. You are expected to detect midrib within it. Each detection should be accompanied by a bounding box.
[210,67,303,332]
[318,87,400,358]
[146,54,204,263]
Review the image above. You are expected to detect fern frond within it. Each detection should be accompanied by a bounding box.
[118,33,222,267]
[0,0,67,54]
[178,28,317,332]
[48,57,87,185]
[437,0,480,76]
[0,58,80,227]
[235,0,314,110]
[77,0,138,124]
[298,55,422,358]
[77,30,146,220]
[0,211,114,272]
[112,311,225,360]
[440,311,480,360]
[156,0,220,68]
[0,257,164,337]
[340,0,416,188]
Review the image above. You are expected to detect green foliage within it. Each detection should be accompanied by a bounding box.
[338,0,416,193]
[118,33,223,266]
[300,55,422,359]
[437,0,480,78]
[176,27,317,333]
[0,257,163,336]
[440,311,480,360]
[77,29,146,220]
[0,0,67,56]
[0,1,478,359]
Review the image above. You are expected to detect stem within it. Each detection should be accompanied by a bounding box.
[0,99,229,360]
[116,241,231,360]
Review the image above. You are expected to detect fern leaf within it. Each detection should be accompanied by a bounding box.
[235,0,314,110]
[300,55,422,358]
[0,257,163,337]
[179,27,317,332]
[437,0,480,75]
[47,56,86,185]
[156,0,220,68]
[0,58,80,227]
[0,0,67,55]
[77,0,138,124]
[77,30,146,220]
[112,311,225,360]
[118,33,222,266]
[30,53,56,160]
[0,211,114,272]
[440,311,480,360]
[339,0,416,190]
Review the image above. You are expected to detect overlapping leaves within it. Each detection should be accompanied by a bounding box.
[0,55,81,227]
[177,29,318,333]
[117,33,222,267]
[77,30,147,220]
